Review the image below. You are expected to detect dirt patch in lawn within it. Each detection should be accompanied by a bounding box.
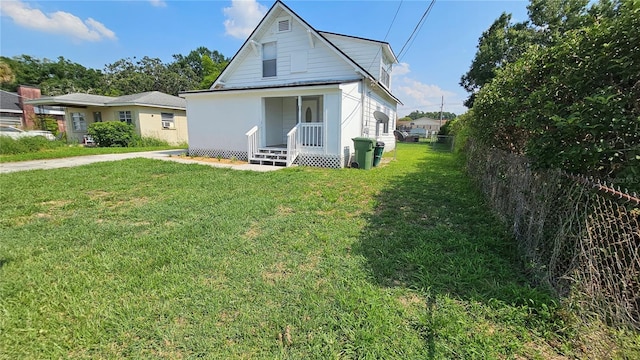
[177,155,246,165]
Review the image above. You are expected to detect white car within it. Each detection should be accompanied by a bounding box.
[0,126,56,140]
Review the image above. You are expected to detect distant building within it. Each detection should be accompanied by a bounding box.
[0,86,65,131]
[397,116,446,135]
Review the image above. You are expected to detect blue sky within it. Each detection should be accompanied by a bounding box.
[0,0,529,116]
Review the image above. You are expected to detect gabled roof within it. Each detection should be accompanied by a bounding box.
[204,0,400,105]
[25,91,186,110]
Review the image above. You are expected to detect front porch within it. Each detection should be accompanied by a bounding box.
[246,122,329,167]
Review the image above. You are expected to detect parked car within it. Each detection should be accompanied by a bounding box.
[0,126,55,140]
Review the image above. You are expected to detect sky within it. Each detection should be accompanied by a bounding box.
[0,0,530,116]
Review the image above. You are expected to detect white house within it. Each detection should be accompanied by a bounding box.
[180,0,401,168]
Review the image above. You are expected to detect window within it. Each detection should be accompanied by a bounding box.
[380,67,390,88]
[93,112,102,122]
[161,113,175,129]
[119,111,132,125]
[71,112,87,131]
[262,42,277,78]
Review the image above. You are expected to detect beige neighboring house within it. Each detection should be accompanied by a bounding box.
[26,91,188,145]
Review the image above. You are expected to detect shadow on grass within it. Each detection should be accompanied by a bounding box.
[355,142,558,354]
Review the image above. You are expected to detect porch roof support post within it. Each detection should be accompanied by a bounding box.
[297,96,302,124]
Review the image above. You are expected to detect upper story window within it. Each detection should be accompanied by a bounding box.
[262,42,277,78]
[380,67,390,88]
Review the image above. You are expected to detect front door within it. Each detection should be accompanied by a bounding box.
[301,99,319,123]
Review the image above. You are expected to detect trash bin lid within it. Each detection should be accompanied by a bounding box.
[376,141,385,146]
[352,137,375,143]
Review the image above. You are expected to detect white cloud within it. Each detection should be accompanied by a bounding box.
[393,62,411,76]
[0,0,116,42]
[393,72,466,117]
[223,0,267,39]
[149,0,167,7]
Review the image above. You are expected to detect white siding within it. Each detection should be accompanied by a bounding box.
[185,92,261,152]
[339,81,364,161]
[221,11,358,88]
[362,83,397,151]
[321,33,383,77]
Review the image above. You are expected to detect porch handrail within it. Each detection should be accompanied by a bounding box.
[299,123,323,148]
[286,124,300,167]
[246,125,259,162]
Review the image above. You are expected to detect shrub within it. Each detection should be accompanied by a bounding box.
[87,122,135,147]
[471,0,640,181]
[33,116,60,136]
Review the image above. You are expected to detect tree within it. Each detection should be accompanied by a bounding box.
[404,110,457,121]
[171,46,229,90]
[0,60,15,85]
[101,56,195,96]
[460,13,533,107]
[471,0,640,183]
[0,55,102,95]
[460,0,594,108]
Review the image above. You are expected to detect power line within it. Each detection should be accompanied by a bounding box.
[366,0,403,73]
[383,0,403,42]
[397,0,436,62]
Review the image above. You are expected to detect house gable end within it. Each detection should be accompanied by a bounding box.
[214,1,366,90]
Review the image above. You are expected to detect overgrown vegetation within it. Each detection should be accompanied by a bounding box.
[458,0,639,187]
[1,143,637,358]
[0,136,65,155]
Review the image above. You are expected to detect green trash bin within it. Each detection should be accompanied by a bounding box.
[373,141,385,167]
[351,137,375,169]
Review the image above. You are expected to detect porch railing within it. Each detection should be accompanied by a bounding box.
[299,123,323,148]
[245,125,259,162]
[286,125,300,167]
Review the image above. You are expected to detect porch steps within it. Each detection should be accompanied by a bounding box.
[249,147,289,166]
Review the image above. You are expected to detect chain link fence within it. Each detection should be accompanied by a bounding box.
[465,140,640,329]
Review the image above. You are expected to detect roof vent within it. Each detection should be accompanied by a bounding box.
[277,18,291,32]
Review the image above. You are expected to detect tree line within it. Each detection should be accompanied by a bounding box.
[398,110,457,122]
[0,46,229,96]
[456,0,639,183]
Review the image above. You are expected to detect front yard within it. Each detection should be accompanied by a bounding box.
[0,143,636,358]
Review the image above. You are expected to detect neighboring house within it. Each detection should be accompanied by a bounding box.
[26,91,188,145]
[0,86,65,131]
[397,117,445,134]
[180,0,402,168]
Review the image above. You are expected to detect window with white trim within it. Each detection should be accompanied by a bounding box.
[119,111,133,125]
[380,67,390,88]
[71,112,87,131]
[262,42,277,78]
[161,113,175,129]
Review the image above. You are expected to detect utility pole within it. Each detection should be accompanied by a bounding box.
[439,95,444,128]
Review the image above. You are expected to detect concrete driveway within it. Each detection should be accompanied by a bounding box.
[0,150,284,174]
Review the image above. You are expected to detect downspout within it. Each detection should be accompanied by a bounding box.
[360,80,366,137]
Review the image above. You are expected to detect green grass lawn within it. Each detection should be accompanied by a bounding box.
[0,145,183,163]
[1,143,637,359]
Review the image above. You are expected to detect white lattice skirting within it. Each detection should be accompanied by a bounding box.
[188,148,343,168]
[188,148,248,161]
[295,154,342,168]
